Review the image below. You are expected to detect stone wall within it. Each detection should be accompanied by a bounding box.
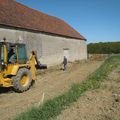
[0,26,87,66]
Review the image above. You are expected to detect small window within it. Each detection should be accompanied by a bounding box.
[0,45,4,62]
[17,44,27,63]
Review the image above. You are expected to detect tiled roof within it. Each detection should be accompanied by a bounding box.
[0,0,86,40]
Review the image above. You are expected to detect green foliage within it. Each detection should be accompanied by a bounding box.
[13,55,120,120]
[87,42,120,54]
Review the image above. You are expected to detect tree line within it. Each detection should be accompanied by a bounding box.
[87,42,120,54]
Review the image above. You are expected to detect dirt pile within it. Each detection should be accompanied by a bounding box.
[88,54,109,61]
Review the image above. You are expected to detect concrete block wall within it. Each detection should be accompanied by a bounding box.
[40,34,87,66]
[0,26,87,66]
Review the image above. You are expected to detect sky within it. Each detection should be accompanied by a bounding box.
[16,0,120,43]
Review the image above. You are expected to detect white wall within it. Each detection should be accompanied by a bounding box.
[0,26,87,66]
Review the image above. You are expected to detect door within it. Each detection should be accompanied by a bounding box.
[63,49,69,60]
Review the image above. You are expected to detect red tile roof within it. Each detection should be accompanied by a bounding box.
[0,0,86,40]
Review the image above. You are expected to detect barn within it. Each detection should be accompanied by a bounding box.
[0,0,87,66]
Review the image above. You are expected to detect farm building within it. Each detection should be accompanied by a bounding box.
[0,0,87,66]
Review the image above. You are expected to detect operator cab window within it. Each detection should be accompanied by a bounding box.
[0,45,4,62]
[8,46,17,64]
[17,44,27,64]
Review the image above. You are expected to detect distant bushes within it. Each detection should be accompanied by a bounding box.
[87,42,120,54]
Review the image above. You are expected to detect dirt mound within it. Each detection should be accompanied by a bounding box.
[56,66,120,120]
[89,54,109,61]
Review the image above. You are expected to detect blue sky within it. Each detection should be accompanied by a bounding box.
[16,0,120,43]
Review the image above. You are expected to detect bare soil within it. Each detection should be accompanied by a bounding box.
[0,60,103,120]
[55,66,120,120]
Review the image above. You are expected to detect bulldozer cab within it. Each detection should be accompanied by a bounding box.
[0,42,27,71]
[0,41,47,92]
[9,43,27,64]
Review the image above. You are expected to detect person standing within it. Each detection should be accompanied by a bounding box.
[63,56,67,71]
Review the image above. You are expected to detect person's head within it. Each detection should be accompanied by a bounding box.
[11,47,16,53]
[64,56,67,59]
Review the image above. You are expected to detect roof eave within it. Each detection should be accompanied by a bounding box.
[0,23,86,41]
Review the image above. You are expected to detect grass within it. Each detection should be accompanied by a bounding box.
[13,55,120,120]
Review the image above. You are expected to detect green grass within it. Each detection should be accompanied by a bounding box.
[13,55,120,120]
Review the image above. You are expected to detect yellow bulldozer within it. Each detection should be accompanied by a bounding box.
[0,40,45,92]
